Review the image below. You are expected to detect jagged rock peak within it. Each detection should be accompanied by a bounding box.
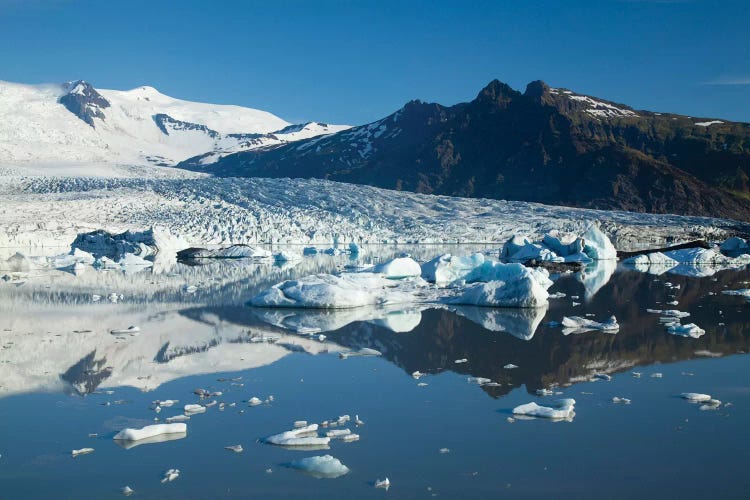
[59,80,110,127]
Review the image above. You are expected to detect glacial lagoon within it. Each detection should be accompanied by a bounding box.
[1,248,749,499]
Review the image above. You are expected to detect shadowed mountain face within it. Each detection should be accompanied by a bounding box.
[190,79,750,221]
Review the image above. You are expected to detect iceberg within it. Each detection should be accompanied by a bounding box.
[177,245,272,259]
[265,424,331,448]
[113,423,187,442]
[421,253,487,285]
[288,455,350,479]
[561,315,619,334]
[370,256,421,279]
[581,224,618,260]
[513,398,576,420]
[666,323,705,338]
[250,273,414,309]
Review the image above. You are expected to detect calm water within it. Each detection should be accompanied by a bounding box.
[0,249,749,499]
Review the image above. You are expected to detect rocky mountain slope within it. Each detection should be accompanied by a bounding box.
[191,80,750,221]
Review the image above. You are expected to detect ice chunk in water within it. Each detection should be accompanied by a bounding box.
[113,423,187,442]
[513,399,576,420]
[288,455,350,479]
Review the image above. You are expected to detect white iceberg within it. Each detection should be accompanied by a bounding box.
[513,398,576,420]
[666,323,705,338]
[265,424,330,448]
[370,256,421,279]
[288,455,350,479]
[113,423,187,442]
[561,315,619,334]
[449,263,552,308]
[681,393,712,402]
[421,253,486,285]
[581,224,617,260]
[250,273,413,309]
[178,245,272,259]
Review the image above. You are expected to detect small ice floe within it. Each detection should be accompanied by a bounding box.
[572,302,581,307]
[225,445,243,453]
[417,382,428,387]
[71,448,94,458]
[184,404,206,414]
[194,388,209,397]
[439,448,450,454]
[666,323,706,338]
[651,373,663,378]
[454,358,468,364]
[154,399,178,407]
[288,455,350,479]
[699,399,722,411]
[612,397,631,404]
[593,373,612,382]
[355,415,364,426]
[667,300,679,306]
[248,397,263,406]
[504,364,518,369]
[512,399,576,420]
[204,401,218,408]
[122,485,134,496]
[318,334,326,342]
[339,348,382,359]
[375,477,390,490]
[561,316,618,335]
[325,429,351,438]
[110,326,140,335]
[294,420,308,428]
[647,309,690,318]
[161,468,180,483]
[183,285,198,294]
[412,371,425,379]
[467,377,492,385]
[681,393,712,402]
[338,415,351,424]
[632,372,642,378]
[113,423,187,444]
[265,424,330,448]
[342,434,360,442]
[166,415,190,423]
[536,388,553,396]
[548,292,566,299]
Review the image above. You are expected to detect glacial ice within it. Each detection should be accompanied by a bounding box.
[370,256,422,278]
[250,273,412,309]
[681,393,712,402]
[288,455,350,479]
[449,273,550,308]
[561,315,619,334]
[113,423,187,442]
[500,224,616,263]
[265,424,331,448]
[513,398,576,420]
[666,323,706,338]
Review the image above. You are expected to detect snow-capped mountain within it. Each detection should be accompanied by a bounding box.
[194,79,750,221]
[0,79,349,166]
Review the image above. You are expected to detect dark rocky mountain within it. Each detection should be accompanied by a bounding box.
[59,80,110,127]
[181,79,750,221]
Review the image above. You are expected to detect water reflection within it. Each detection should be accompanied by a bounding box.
[1,247,748,400]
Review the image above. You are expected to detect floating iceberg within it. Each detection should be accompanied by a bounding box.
[719,236,749,254]
[666,323,705,338]
[513,398,576,420]
[250,273,414,309]
[421,253,487,285]
[113,423,187,443]
[448,263,552,308]
[288,455,350,479]
[265,424,331,448]
[500,224,616,263]
[561,315,619,334]
[681,393,712,402]
[369,256,421,278]
[177,245,272,259]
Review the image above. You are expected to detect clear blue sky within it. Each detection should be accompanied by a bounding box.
[1,0,748,125]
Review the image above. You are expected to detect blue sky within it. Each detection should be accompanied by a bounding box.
[1,0,748,125]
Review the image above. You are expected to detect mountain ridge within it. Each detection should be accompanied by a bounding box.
[187,79,750,221]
